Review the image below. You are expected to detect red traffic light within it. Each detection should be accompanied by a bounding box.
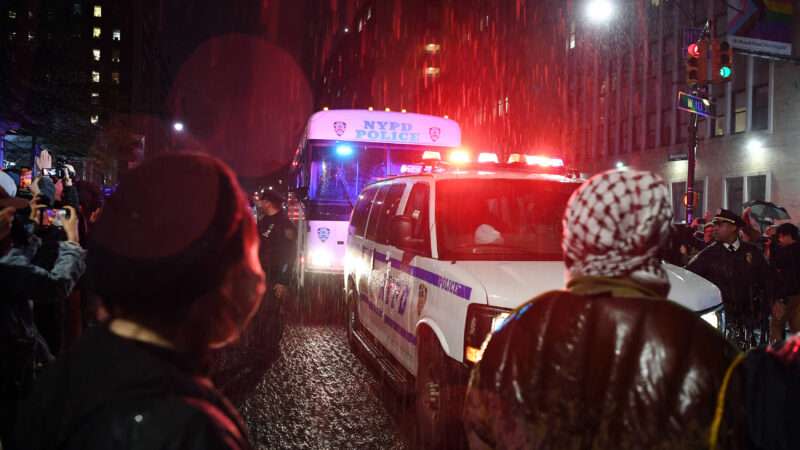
[687,43,701,58]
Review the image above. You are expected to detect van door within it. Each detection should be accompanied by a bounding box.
[383,182,432,373]
[365,183,407,350]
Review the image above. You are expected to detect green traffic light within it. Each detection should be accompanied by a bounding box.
[720,66,732,78]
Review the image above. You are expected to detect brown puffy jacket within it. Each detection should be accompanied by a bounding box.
[464,290,747,450]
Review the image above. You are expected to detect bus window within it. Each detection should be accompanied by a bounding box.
[309,144,386,204]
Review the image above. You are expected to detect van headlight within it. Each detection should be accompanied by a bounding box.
[464,305,511,365]
[700,305,723,330]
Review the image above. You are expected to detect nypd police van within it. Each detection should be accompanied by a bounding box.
[343,152,723,447]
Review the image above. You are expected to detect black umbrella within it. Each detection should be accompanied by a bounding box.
[743,200,791,232]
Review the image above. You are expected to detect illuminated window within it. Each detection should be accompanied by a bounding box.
[93,27,101,38]
[92,49,101,61]
[424,67,440,77]
[8,10,16,19]
[8,32,16,41]
[27,32,34,41]
[91,71,100,83]
[90,115,99,124]
[111,72,120,84]
[112,29,120,41]
[425,43,441,54]
[91,92,100,98]
[112,49,120,62]
[93,5,102,17]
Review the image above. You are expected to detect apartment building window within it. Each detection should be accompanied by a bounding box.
[112,49,120,63]
[73,4,81,15]
[725,174,768,213]
[734,90,747,133]
[112,72,120,84]
[92,49,101,62]
[90,115,99,124]
[8,32,16,41]
[112,29,121,41]
[91,92,100,105]
[94,6,102,18]
[91,71,100,83]
[93,27,101,38]
[752,58,770,131]
[8,10,16,19]
[713,92,727,136]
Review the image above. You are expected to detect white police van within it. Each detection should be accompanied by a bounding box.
[343,151,723,447]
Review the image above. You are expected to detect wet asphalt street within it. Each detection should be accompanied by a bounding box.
[233,322,415,450]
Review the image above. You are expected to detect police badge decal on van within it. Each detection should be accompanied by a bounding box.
[318,227,331,242]
[429,127,441,142]
[333,121,347,137]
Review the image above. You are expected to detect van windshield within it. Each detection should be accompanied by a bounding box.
[435,178,580,261]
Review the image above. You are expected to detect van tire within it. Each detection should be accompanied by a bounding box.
[416,328,465,449]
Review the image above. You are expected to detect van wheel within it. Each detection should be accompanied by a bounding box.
[416,329,465,449]
[347,287,359,351]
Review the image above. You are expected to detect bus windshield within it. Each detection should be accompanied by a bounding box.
[308,142,435,205]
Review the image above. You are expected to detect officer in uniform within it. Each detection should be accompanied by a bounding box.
[249,188,295,362]
[687,209,774,348]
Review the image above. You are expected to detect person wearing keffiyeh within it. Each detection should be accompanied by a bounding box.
[463,169,747,450]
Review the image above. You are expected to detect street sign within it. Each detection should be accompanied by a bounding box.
[677,91,714,118]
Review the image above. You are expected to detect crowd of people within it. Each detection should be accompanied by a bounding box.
[1,152,799,450]
[0,153,291,449]
[664,203,800,349]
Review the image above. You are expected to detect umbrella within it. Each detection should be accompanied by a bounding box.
[743,200,791,222]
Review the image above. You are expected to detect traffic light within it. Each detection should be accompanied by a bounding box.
[686,41,708,86]
[712,40,733,83]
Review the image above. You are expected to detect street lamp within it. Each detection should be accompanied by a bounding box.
[586,0,615,24]
[173,122,185,132]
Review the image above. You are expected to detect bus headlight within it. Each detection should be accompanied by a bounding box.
[310,248,333,268]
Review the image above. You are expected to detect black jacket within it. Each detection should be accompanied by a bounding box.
[13,327,252,450]
[257,211,295,286]
[687,241,774,321]
[771,242,800,299]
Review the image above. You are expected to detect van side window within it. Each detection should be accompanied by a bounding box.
[368,184,406,244]
[350,187,377,236]
[403,183,431,256]
[365,186,390,241]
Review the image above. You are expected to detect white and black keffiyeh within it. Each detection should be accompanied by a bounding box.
[563,169,673,284]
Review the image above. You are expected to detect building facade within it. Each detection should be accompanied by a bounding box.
[312,0,570,154]
[565,0,800,222]
[0,0,133,182]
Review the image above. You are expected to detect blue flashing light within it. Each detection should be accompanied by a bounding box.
[336,144,354,157]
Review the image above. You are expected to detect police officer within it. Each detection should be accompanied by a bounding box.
[251,187,295,363]
[687,209,773,348]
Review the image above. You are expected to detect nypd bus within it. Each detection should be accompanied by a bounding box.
[288,109,461,301]
[342,153,723,447]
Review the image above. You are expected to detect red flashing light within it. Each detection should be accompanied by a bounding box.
[448,150,471,164]
[525,155,565,167]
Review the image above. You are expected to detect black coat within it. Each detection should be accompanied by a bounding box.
[13,327,252,450]
[687,241,774,322]
[257,211,296,286]
[771,242,800,299]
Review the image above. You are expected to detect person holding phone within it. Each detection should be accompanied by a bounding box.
[0,171,86,448]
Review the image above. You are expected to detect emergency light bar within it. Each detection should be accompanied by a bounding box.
[477,152,499,163]
[448,149,471,164]
[422,150,442,161]
[525,155,564,167]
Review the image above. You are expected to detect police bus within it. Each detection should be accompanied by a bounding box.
[288,109,462,303]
